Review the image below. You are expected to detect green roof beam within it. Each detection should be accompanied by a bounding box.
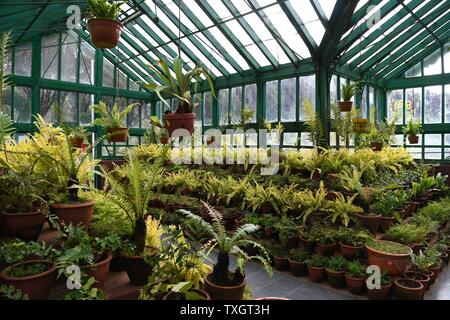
[310,0,329,30]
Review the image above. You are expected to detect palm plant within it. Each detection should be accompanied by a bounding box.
[101,153,164,254]
[341,83,356,102]
[303,98,326,147]
[328,193,363,226]
[0,32,12,114]
[298,181,333,224]
[144,57,215,114]
[0,112,15,162]
[91,100,138,131]
[87,0,124,20]
[179,202,272,285]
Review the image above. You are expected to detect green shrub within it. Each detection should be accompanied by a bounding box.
[385,224,427,245]
[326,256,347,272]
[346,260,366,278]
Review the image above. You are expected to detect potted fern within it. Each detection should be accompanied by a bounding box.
[91,101,138,143]
[101,154,163,285]
[68,126,89,149]
[402,118,422,144]
[144,57,215,135]
[339,83,356,112]
[87,0,124,49]
[179,202,272,300]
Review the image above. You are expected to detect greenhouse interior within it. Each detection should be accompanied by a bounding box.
[0,0,449,304]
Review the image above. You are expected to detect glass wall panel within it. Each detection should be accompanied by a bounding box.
[79,42,95,85]
[15,42,32,77]
[244,84,257,123]
[387,90,403,124]
[299,75,315,121]
[61,32,78,82]
[281,78,296,122]
[14,87,32,123]
[424,86,442,124]
[40,89,58,123]
[79,93,93,125]
[265,80,278,122]
[41,34,59,80]
[204,92,213,126]
[423,48,442,76]
[219,89,229,125]
[60,91,77,123]
[405,87,421,122]
[231,87,242,125]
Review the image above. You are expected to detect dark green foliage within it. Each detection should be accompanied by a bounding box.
[88,0,124,20]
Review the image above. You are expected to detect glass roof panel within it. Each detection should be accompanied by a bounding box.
[317,0,337,19]
[208,27,250,70]
[289,0,325,46]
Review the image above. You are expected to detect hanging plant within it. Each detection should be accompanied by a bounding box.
[87,0,124,49]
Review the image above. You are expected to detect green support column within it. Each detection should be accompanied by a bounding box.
[31,35,42,132]
[317,65,330,147]
[94,48,104,189]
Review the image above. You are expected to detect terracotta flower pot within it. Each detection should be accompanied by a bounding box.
[379,216,395,233]
[163,288,211,300]
[339,101,352,112]
[428,264,441,284]
[366,241,412,276]
[159,137,169,145]
[345,275,366,294]
[273,256,289,271]
[408,135,419,144]
[0,260,56,300]
[326,269,346,289]
[69,137,84,149]
[286,236,299,249]
[204,273,246,300]
[356,213,381,235]
[371,142,383,152]
[88,18,123,49]
[307,265,325,282]
[163,112,196,135]
[316,242,337,257]
[288,259,307,277]
[121,253,155,285]
[339,242,363,259]
[439,252,449,265]
[410,243,426,255]
[403,271,431,296]
[300,237,316,253]
[394,278,424,300]
[107,127,128,143]
[109,255,125,272]
[50,201,94,229]
[1,211,44,241]
[367,283,392,300]
[81,253,112,288]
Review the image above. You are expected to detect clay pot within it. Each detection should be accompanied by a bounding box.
[109,255,125,272]
[88,18,123,49]
[273,256,289,272]
[403,271,431,296]
[410,243,426,255]
[69,137,84,149]
[339,242,363,259]
[204,273,246,300]
[439,252,449,265]
[326,269,346,289]
[81,253,112,288]
[366,241,412,276]
[286,236,299,249]
[316,242,337,257]
[345,275,366,294]
[371,143,383,152]
[50,201,94,229]
[408,135,419,144]
[300,237,316,253]
[159,137,169,145]
[163,288,211,300]
[121,253,155,285]
[428,264,441,284]
[394,278,424,300]
[356,213,381,235]
[107,127,128,143]
[0,260,56,300]
[307,265,325,282]
[1,211,44,241]
[367,283,392,300]
[288,259,307,277]
[163,112,196,135]
[339,101,352,112]
[379,216,395,233]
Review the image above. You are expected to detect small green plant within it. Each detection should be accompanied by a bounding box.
[346,260,366,278]
[303,98,326,147]
[380,271,391,286]
[0,284,28,300]
[0,240,54,264]
[328,193,363,227]
[289,249,309,263]
[341,83,356,102]
[68,126,88,144]
[298,181,333,224]
[87,0,124,20]
[336,227,370,247]
[402,118,422,136]
[385,224,427,245]
[58,276,106,300]
[306,254,327,267]
[366,239,411,254]
[308,224,336,245]
[92,101,138,131]
[326,256,347,272]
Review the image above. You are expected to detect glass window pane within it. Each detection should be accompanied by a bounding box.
[129,79,139,91]
[231,87,242,125]
[1,85,11,115]
[405,62,421,78]
[281,78,296,122]
[117,70,127,89]
[425,134,442,146]
[40,89,58,123]
[244,84,257,123]
[423,48,442,76]
[193,94,202,123]
[424,86,442,124]
[284,132,298,146]
[79,42,95,85]
[265,80,278,122]
[300,132,313,147]
[330,75,337,104]
[3,50,11,74]
[60,91,77,123]
[445,42,450,74]
[129,99,140,128]
[14,87,32,123]
[103,58,114,87]
[299,75,316,121]
[14,42,32,77]
[61,32,78,82]
[405,88,421,122]
[41,34,59,80]
[445,85,450,123]
[219,89,229,125]
[387,90,403,125]
[425,148,441,160]
[204,92,213,126]
[360,86,367,118]
[79,93,93,125]
[141,103,151,128]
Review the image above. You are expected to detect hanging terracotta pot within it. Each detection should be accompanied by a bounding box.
[163,113,196,135]
[371,142,383,152]
[88,18,123,49]
[107,127,128,143]
[339,101,353,112]
[408,135,419,144]
[159,137,169,145]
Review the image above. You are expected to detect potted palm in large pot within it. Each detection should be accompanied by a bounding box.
[102,153,163,285]
[87,0,124,49]
[144,57,216,136]
[179,202,272,300]
[91,101,139,143]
